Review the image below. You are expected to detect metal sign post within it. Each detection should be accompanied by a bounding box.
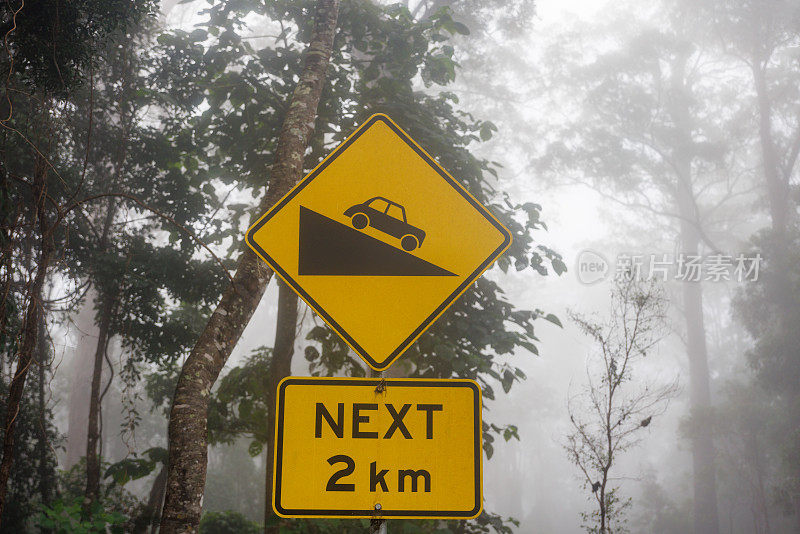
[369,369,387,534]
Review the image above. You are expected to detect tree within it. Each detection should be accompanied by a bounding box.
[533,4,760,530]
[262,281,297,532]
[0,353,60,531]
[696,0,800,236]
[566,278,678,533]
[36,458,145,532]
[0,0,227,524]
[734,228,800,529]
[697,0,800,526]
[154,2,563,532]
[60,19,229,510]
[0,0,154,522]
[160,1,341,531]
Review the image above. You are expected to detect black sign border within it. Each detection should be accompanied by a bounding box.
[246,114,512,371]
[273,377,483,519]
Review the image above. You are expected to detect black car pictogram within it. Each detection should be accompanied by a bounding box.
[343,197,426,251]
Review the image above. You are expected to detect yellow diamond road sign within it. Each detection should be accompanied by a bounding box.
[246,114,511,370]
[273,377,482,519]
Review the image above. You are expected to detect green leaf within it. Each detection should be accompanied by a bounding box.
[551,257,568,275]
[104,457,156,486]
[304,346,320,361]
[144,446,169,464]
[452,21,470,35]
[544,313,562,327]
[503,425,520,441]
[189,29,208,42]
[483,441,494,459]
[248,440,263,457]
[501,369,514,393]
[480,123,494,141]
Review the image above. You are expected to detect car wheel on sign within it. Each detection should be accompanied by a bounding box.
[401,235,418,251]
[351,213,369,229]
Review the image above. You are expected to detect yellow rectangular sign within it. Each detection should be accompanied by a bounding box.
[273,377,483,519]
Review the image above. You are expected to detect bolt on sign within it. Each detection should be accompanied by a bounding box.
[246,114,512,371]
[273,377,482,519]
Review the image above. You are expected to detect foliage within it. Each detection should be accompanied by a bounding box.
[103,447,167,487]
[0,368,60,530]
[33,497,127,534]
[199,510,261,534]
[1,0,561,531]
[734,227,800,516]
[62,19,231,367]
[0,0,156,92]
[0,0,203,519]
[736,229,800,396]
[56,460,143,526]
[208,348,271,449]
[161,2,565,531]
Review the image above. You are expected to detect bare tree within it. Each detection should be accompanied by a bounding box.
[565,278,679,534]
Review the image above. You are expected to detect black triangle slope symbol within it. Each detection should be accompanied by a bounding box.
[297,206,456,276]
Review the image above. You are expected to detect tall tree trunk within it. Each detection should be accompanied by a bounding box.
[84,199,119,509]
[0,154,53,524]
[746,428,770,534]
[83,296,114,508]
[752,63,789,236]
[751,50,798,523]
[159,2,339,531]
[264,281,298,534]
[669,51,719,534]
[83,35,132,504]
[66,290,98,469]
[35,314,51,505]
[682,266,718,534]
[82,38,134,504]
[677,193,719,534]
[0,174,13,355]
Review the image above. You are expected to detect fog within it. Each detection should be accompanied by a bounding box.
[1,0,798,532]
